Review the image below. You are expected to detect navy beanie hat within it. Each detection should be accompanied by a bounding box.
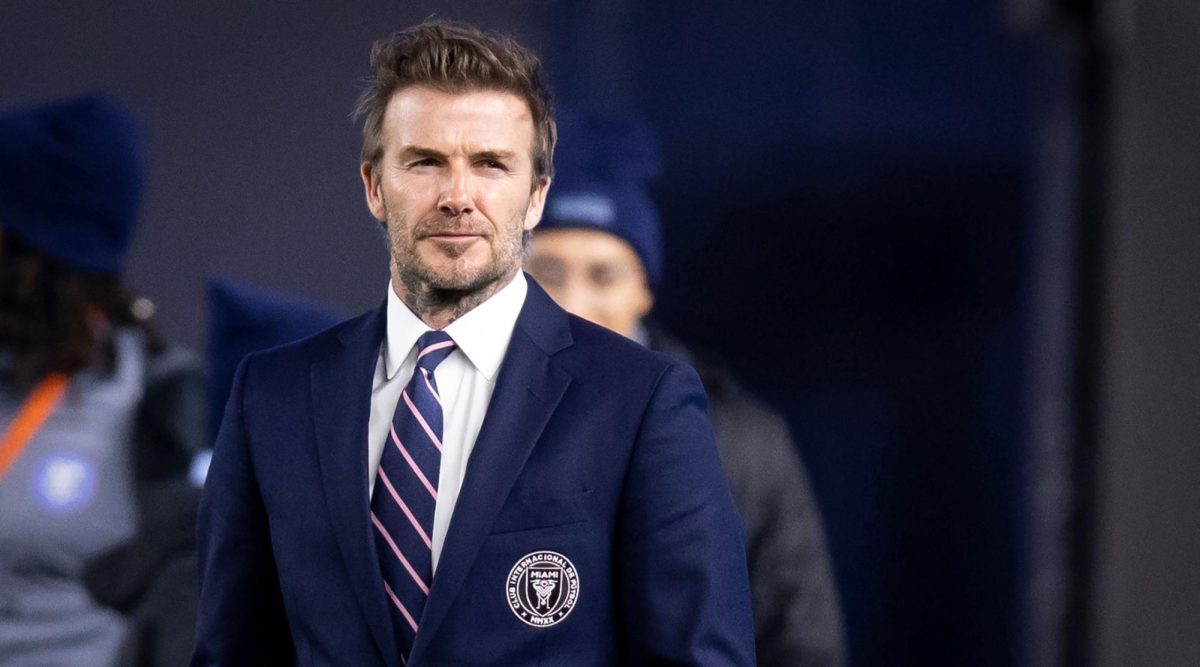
[206,277,344,438]
[539,180,665,288]
[0,93,145,273]
[540,107,664,288]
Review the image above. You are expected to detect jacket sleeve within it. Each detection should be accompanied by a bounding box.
[614,361,756,666]
[192,356,295,665]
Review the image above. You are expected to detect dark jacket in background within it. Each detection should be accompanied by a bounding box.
[651,326,846,666]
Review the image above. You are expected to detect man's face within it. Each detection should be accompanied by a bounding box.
[361,87,549,297]
[527,228,653,339]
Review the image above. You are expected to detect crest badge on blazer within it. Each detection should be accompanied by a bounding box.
[506,551,580,627]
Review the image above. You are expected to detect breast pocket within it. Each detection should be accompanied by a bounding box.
[489,489,593,534]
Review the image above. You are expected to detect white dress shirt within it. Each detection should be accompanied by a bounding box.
[367,272,527,572]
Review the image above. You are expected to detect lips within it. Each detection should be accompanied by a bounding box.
[416,219,487,240]
[415,214,489,245]
[425,233,483,241]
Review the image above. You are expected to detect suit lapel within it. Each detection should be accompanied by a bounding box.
[310,306,399,667]
[409,279,573,663]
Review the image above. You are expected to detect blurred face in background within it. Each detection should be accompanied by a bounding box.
[527,228,653,339]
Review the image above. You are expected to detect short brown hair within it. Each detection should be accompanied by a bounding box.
[354,20,556,183]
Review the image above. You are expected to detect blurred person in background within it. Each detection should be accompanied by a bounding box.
[193,275,346,483]
[0,93,205,666]
[527,111,847,666]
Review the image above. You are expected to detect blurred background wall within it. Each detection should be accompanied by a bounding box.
[2,1,1196,664]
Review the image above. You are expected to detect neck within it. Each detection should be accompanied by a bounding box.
[391,268,518,330]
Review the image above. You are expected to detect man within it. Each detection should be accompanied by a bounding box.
[525,115,847,666]
[193,20,754,667]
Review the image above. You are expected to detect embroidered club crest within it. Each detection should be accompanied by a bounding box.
[506,550,580,627]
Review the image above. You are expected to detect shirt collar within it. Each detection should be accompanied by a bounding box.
[384,271,528,382]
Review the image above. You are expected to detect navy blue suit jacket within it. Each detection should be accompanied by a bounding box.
[193,279,755,666]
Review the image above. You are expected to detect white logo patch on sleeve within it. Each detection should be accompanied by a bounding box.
[33,452,97,514]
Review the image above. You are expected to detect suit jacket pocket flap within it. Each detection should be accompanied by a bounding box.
[489,489,593,534]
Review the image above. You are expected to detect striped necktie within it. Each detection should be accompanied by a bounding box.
[370,330,456,661]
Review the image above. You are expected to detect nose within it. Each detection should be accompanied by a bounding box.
[438,163,474,217]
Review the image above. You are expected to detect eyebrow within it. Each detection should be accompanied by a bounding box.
[398,145,519,162]
[398,146,445,161]
[472,149,518,163]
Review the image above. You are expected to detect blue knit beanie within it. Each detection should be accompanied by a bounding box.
[539,180,665,288]
[540,108,665,288]
[206,277,344,438]
[0,93,144,273]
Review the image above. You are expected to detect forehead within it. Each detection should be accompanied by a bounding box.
[531,228,643,267]
[380,86,535,155]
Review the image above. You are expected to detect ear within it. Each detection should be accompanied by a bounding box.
[634,281,655,321]
[523,176,551,231]
[360,161,387,221]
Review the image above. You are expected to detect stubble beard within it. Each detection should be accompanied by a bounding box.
[387,206,529,324]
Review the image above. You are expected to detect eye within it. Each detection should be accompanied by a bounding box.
[527,258,566,287]
[590,266,621,287]
[411,157,440,167]
[477,159,508,171]
[590,263,638,287]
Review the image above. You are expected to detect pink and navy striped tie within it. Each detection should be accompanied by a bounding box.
[370,330,456,662]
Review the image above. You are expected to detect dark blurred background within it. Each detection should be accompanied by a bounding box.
[3,1,1197,664]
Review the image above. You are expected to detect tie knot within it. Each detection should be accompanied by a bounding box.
[415,330,456,372]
